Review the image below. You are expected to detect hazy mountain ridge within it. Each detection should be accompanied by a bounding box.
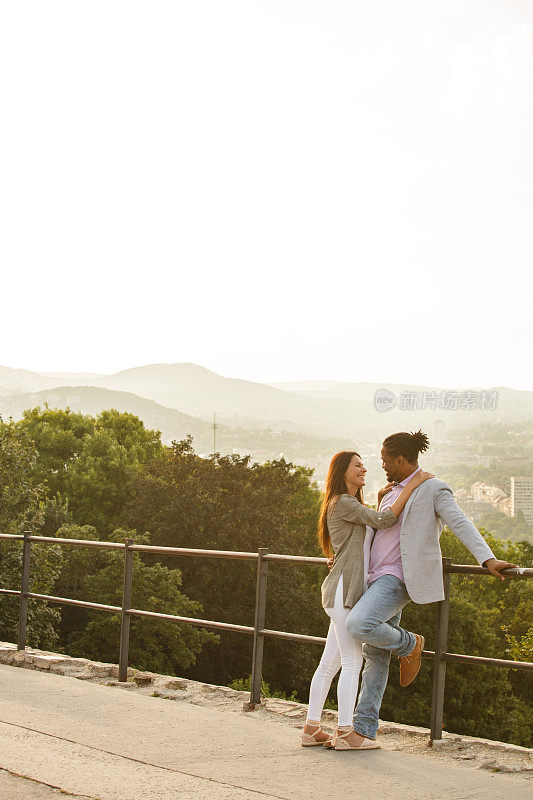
[0,386,351,467]
[93,363,372,434]
[271,381,448,402]
[0,366,68,395]
[39,371,105,381]
[0,386,212,446]
[1,364,531,441]
[0,366,103,394]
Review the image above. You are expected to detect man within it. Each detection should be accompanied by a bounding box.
[342,429,516,745]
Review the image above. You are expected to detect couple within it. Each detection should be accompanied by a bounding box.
[302,429,515,751]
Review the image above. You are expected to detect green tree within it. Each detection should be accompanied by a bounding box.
[478,509,531,544]
[0,416,45,530]
[0,417,61,648]
[15,407,165,533]
[53,524,217,674]
[13,406,94,497]
[125,437,325,694]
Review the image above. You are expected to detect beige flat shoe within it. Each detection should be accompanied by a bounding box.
[323,733,335,749]
[301,727,333,747]
[333,728,381,751]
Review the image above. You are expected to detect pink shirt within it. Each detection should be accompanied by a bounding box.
[367,467,421,584]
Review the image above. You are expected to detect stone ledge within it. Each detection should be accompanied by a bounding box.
[0,641,531,767]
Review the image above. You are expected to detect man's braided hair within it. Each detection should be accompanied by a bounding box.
[383,430,429,463]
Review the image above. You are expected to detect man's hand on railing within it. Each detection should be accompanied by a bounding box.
[483,558,519,580]
[327,557,334,571]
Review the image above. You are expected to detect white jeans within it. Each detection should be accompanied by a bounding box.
[307,574,363,727]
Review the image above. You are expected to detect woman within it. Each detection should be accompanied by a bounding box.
[302,450,433,751]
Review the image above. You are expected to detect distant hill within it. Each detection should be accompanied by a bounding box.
[0,366,66,395]
[39,371,104,381]
[97,363,296,417]
[270,380,445,399]
[270,380,344,393]
[271,380,533,429]
[90,363,367,435]
[1,363,531,439]
[0,386,213,447]
[0,385,350,469]
[0,366,102,395]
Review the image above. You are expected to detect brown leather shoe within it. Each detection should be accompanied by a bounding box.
[399,634,425,687]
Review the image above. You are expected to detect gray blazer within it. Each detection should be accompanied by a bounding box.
[398,478,495,604]
[322,495,397,609]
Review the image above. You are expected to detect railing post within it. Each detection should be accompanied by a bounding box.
[118,538,134,682]
[17,530,32,650]
[430,556,451,743]
[249,548,269,706]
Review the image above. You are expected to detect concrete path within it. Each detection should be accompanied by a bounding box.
[0,664,529,800]
[0,769,91,799]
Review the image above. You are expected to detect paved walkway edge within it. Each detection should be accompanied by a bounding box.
[1,641,530,759]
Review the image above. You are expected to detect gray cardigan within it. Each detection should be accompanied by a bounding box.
[321,494,398,609]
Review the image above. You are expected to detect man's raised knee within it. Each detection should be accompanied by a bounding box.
[346,611,371,638]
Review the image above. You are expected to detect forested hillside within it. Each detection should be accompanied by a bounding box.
[0,408,531,746]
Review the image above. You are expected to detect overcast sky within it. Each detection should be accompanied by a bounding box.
[1,1,532,389]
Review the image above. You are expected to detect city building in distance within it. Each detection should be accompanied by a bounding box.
[511,477,533,526]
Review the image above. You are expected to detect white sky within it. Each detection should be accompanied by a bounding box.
[1,1,532,389]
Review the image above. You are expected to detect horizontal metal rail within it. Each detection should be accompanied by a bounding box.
[2,531,532,743]
[131,544,259,560]
[260,628,327,645]
[0,533,123,550]
[0,535,328,564]
[25,592,122,613]
[264,554,328,565]
[442,651,533,671]
[0,533,531,575]
[446,564,533,577]
[29,536,124,550]
[128,608,255,634]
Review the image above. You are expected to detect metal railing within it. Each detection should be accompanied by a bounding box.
[1,531,532,743]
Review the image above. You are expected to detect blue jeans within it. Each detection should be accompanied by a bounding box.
[345,575,415,739]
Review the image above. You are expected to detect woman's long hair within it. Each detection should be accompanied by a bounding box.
[318,451,362,557]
